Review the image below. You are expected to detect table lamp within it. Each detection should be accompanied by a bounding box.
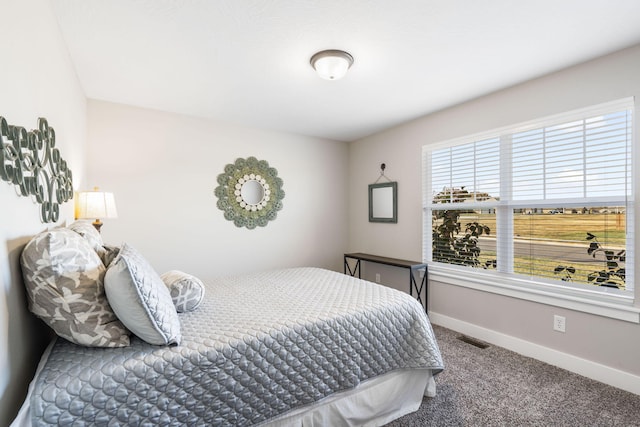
[75,187,118,232]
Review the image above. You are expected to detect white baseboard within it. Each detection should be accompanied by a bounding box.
[429,312,640,396]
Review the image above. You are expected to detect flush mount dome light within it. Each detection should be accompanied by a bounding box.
[310,49,354,80]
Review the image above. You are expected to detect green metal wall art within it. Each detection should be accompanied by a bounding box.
[215,156,284,229]
[0,116,73,223]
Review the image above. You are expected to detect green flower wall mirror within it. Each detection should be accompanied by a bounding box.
[215,157,285,229]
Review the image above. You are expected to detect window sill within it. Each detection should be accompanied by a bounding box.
[429,264,640,323]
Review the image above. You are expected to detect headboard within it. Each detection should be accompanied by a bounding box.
[0,235,53,426]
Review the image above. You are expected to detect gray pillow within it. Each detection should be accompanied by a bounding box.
[20,228,130,347]
[104,244,181,345]
[99,245,120,268]
[160,270,205,312]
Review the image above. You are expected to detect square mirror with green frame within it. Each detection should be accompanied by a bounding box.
[369,182,397,223]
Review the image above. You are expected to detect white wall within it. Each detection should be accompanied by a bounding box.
[0,0,87,424]
[86,100,349,281]
[349,44,640,391]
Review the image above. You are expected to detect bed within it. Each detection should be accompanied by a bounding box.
[12,222,443,426]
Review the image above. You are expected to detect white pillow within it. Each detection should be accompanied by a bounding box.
[104,244,181,345]
[160,270,205,312]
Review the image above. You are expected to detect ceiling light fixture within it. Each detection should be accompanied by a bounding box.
[310,49,354,80]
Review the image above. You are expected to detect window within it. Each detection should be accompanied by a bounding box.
[423,98,634,299]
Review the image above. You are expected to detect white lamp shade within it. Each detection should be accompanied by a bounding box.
[310,50,354,80]
[75,190,118,219]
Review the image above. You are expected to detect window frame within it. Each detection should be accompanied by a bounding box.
[422,98,639,323]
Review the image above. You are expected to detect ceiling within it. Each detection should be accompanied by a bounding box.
[51,0,640,142]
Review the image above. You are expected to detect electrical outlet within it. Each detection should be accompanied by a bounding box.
[375,273,381,283]
[553,315,566,333]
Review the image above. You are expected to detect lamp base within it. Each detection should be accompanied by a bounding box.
[92,219,103,233]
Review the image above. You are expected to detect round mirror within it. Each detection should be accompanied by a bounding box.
[215,157,285,229]
[241,180,264,205]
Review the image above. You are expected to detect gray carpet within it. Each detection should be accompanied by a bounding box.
[386,325,640,426]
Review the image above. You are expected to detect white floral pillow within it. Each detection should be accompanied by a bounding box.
[20,228,130,347]
[68,220,103,252]
[160,270,205,312]
[104,244,181,345]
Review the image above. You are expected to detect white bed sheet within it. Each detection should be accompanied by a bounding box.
[262,369,435,427]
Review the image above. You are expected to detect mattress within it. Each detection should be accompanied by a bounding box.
[27,267,443,426]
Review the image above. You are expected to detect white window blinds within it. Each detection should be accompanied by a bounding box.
[511,110,631,203]
[430,137,500,206]
[423,97,634,294]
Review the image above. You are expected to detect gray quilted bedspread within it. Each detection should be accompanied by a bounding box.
[31,267,443,426]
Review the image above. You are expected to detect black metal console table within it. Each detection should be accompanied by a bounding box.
[343,252,428,311]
